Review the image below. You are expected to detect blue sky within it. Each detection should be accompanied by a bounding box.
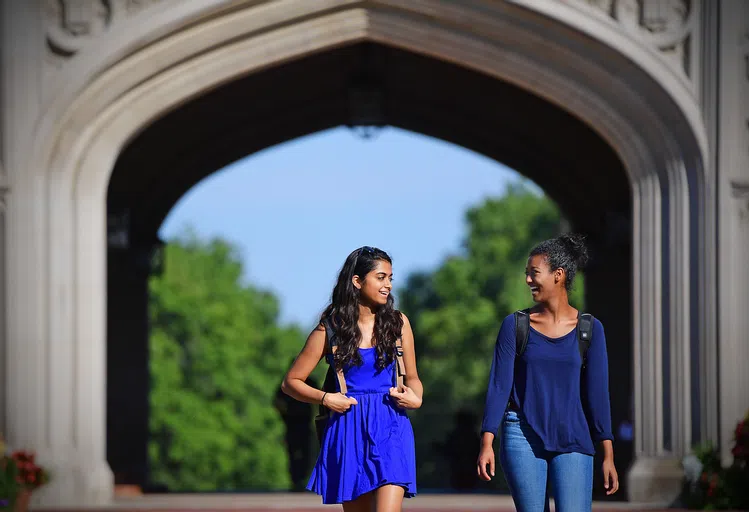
[159,126,524,330]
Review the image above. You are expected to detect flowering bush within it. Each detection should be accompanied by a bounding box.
[9,451,49,492]
[0,434,50,510]
[681,410,749,510]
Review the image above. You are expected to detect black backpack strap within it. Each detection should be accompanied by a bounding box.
[321,318,336,359]
[577,312,593,368]
[321,318,347,394]
[514,309,531,357]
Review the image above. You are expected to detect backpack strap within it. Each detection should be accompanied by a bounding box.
[515,309,593,366]
[322,318,347,395]
[577,312,594,369]
[514,309,531,357]
[394,336,406,391]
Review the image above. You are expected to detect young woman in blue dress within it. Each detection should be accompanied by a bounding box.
[477,234,619,511]
[282,246,422,511]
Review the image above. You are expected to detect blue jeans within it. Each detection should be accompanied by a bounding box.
[499,411,593,512]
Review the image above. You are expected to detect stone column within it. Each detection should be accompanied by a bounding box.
[0,173,7,438]
[2,0,45,470]
[665,157,694,458]
[1,0,114,506]
[627,172,671,503]
[627,155,697,503]
[698,0,721,452]
[717,0,749,465]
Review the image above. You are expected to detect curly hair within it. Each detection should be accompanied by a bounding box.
[529,233,589,292]
[321,246,403,371]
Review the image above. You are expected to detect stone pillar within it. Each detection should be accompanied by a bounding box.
[627,173,666,503]
[626,165,691,503]
[698,0,721,453]
[2,0,50,501]
[0,174,6,438]
[2,1,115,504]
[665,158,694,457]
[4,176,114,508]
[717,0,749,466]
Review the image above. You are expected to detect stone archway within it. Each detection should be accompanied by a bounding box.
[3,0,731,508]
[104,40,633,495]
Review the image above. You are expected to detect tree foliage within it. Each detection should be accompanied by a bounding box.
[148,231,304,491]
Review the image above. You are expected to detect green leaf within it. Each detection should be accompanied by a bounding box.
[148,231,304,491]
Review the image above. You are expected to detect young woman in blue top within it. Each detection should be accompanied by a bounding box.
[477,234,619,511]
[282,246,422,512]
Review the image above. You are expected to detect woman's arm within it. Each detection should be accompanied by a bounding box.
[282,323,359,413]
[389,313,423,409]
[582,319,614,445]
[281,324,328,405]
[480,315,517,442]
[400,313,423,399]
[583,319,619,495]
[477,315,516,481]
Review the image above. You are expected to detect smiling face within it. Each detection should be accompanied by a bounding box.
[353,259,393,306]
[525,254,563,303]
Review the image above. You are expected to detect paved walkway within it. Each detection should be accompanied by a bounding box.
[35,493,677,511]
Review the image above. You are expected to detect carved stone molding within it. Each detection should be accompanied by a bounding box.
[43,0,163,62]
[41,0,697,88]
[576,0,694,79]
[43,0,113,58]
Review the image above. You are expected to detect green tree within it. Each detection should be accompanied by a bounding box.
[148,231,304,491]
[400,182,584,490]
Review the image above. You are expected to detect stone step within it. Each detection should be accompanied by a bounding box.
[32,493,676,511]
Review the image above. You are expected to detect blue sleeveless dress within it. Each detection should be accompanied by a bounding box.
[306,347,417,504]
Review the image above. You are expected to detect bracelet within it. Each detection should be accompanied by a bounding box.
[321,392,328,406]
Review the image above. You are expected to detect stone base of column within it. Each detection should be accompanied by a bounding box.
[626,455,684,504]
[31,456,113,507]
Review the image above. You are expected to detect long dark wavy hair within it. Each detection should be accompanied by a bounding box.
[321,246,404,371]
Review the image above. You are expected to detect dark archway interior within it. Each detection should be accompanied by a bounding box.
[106,42,632,496]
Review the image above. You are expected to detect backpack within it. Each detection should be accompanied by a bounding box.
[513,309,594,368]
[314,318,406,444]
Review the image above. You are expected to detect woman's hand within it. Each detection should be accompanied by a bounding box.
[323,392,358,413]
[602,457,619,495]
[477,444,496,481]
[389,386,422,409]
